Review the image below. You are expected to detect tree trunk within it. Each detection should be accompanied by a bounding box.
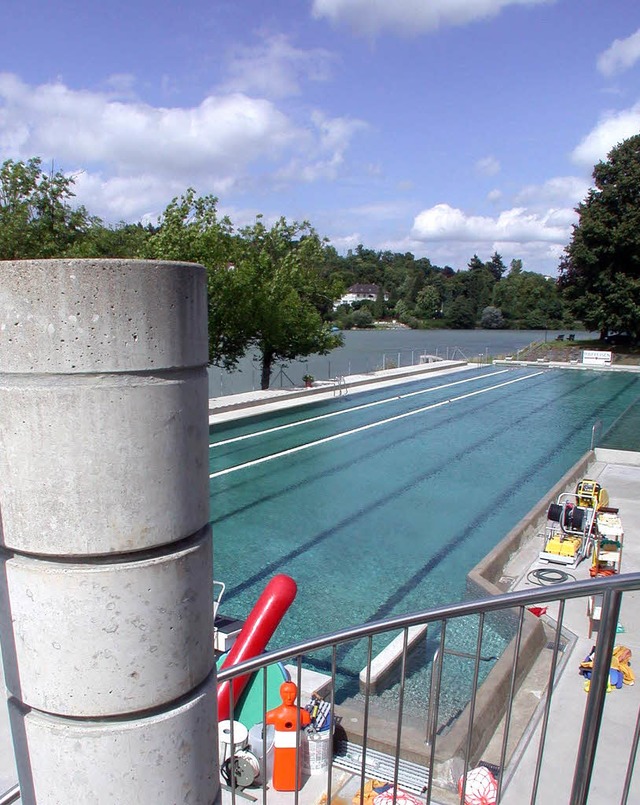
[260,351,273,390]
[600,327,608,341]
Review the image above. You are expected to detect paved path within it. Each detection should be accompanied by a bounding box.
[500,458,640,803]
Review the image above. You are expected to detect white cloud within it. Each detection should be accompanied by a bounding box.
[380,232,564,274]
[312,0,553,37]
[515,175,590,208]
[330,232,362,251]
[223,34,337,99]
[411,202,572,243]
[487,189,502,203]
[101,73,138,100]
[276,110,367,182]
[597,29,640,77]
[475,155,500,177]
[0,72,365,221]
[571,101,640,167]
[311,110,366,153]
[72,171,239,224]
[347,200,414,220]
[0,73,296,177]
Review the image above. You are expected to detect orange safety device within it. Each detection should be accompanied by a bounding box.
[265,681,311,791]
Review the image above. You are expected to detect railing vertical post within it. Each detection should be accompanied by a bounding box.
[620,702,640,804]
[569,588,623,804]
[530,600,567,803]
[425,623,447,804]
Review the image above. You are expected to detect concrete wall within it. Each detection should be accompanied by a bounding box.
[469,451,595,593]
[0,259,218,804]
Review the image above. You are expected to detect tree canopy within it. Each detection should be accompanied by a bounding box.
[0,157,90,259]
[146,192,343,388]
[559,134,640,341]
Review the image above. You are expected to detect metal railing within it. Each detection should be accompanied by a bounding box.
[217,572,640,805]
[0,785,19,805]
[4,574,639,804]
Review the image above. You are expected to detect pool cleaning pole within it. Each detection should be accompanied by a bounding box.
[0,260,218,804]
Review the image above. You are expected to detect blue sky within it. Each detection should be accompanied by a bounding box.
[1,0,639,274]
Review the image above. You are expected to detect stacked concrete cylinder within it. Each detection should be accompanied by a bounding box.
[0,260,218,804]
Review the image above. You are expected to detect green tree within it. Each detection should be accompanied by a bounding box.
[348,307,374,328]
[144,189,233,265]
[415,285,442,319]
[231,216,344,388]
[493,269,564,328]
[480,305,504,329]
[486,251,506,281]
[0,157,90,258]
[509,258,523,275]
[373,285,386,320]
[69,220,155,257]
[446,296,476,329]
[148,193,343,388]
[461,255,496,315]
[559,134,640,341]
[467,254,485,272]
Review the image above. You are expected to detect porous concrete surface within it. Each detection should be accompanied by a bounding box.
[1,259,218,804]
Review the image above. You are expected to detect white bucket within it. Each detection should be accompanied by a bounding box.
[302,729,331,775]
[248,723,275,784]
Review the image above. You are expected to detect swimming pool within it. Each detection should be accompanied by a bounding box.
[209,366,640,712]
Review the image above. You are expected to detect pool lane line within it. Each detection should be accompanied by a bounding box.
[209,369,510,448]
[209,370,545,478]
[211,369,562,521]
[219,371,607,607]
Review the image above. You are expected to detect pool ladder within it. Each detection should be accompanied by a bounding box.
[333,376,348,396]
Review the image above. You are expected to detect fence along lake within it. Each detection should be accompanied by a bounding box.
[207,328,593,397]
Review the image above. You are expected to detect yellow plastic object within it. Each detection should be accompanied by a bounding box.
[575,479,609,510]
[545,535,581,557]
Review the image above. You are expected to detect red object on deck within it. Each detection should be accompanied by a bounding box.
[217,574,297,722]
[266,681,311,791]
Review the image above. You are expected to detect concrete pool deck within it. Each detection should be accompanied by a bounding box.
[496,454,640,804]
[1,360,639,802]
[208,359,470,423]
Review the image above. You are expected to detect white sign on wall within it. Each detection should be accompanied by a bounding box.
[582,350,612,366]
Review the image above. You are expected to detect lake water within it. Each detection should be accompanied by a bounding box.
[207,329,594,397]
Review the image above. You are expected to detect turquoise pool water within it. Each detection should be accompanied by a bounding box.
[209,367,640,713]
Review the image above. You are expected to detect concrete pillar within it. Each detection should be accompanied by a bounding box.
[0,259,218,804]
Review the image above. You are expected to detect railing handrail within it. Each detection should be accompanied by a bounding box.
[218,571,640,682]
[0,784,19,805]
